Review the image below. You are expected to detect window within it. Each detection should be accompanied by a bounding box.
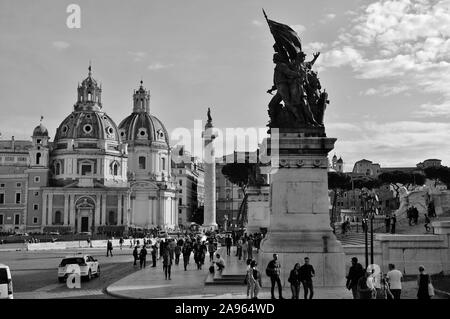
[34,176,40,183]
[54,211,62,225]
[54,162,61,175]
[162,158,166,170]
[179,170,182,174]
[179,209,182,215]
[0,215,3,224]
[179,180,182,186]
[15,193,21,204]
[34,191,39,197]
[138,156,146,170]
[37,139,42,144]
[179,198,182,206]
[14,214,20,225]
[33,204,39,210]
[110,162,119,176]
[33,217,38,224]
[108,211,116,225]
[0,184,4,187]
[0,193,4,204]
[81,164,92,176]
[16,183,21,188]
[36,153,41,165]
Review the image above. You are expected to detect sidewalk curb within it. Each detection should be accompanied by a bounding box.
[435,288,450,298]
[104,284,136,299]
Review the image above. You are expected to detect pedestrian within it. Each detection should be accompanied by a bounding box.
[247,236,254,260]
[424,214,431,232]
[163,249,172,280]
[299,257,315,299]
[357,270,374,299]
[250,260,262,299]
[200,241,207,267]
[106,239,113,257]
[119,237,124,250]
[384,214,391,233]
[175,244,181,265]
[139,245,147,269]
[182,242,192,271]
[346,257,365,299]
[130,238,133,248]
[225,234,232,256]
[208,240,216,262]
[288,263,301,299]
[151,245,157,267]
[266,253,284,299]
[390,214,397,234]
[132,246,139,266]
[242,238,248,261]
[245,259,253,298]
[417,266,432,299]
[236,237,243,260]
[385,263,403,299]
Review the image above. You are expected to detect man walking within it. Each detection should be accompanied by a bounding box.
[236,237,243,260]
[132,246,139,266]
[346,257,365,299]
[182,242,192,271]
[175,243,181,265]
[225,234,232,256]
[151,245,157,267]
[266,254,284,299]
[247,236,254,260]
[139,245,147,269]
[386,263,403,299]
[299,257,315,299]
[106,239,113,257]
[119,237,124,250]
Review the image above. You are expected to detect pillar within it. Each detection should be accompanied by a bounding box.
[101,194,107,225]
[202,116,218,229]
[63,194,69,225]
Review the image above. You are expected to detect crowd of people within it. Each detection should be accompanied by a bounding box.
[346,257,435,299]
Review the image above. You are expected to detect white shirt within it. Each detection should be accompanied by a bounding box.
[387,269,403,290]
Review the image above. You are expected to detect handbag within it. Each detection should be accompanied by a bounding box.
[428,283,435,296]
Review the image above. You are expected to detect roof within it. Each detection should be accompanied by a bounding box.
[355,159,372,164]
[118,112,169,146]
[33,123,49,137]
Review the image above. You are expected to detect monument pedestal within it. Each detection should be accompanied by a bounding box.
[259,130,346,288]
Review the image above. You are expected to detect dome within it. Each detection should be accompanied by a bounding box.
[54,110,121,143]
[118,112,169,147]
[33,123,49,137]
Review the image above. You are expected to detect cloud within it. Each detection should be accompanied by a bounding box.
[147,62,174,70]
[321,13,337,23]
[290,24,306,35]
[52,41,70,50]
[316,0,450,117]
[303,42,327,54]
[413,101,450,118]
[330,120,450,168]
[128,51,147,62]
[251,20,263,27]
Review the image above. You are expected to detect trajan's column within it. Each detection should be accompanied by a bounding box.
[202,108,218,230]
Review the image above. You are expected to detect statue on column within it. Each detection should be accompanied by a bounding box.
[263,10,329,129]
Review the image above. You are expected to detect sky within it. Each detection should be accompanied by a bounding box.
[0,0,449,171]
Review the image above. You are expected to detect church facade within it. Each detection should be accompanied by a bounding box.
[0,67,178,235]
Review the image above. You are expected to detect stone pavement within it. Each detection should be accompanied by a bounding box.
[106,246,353,299]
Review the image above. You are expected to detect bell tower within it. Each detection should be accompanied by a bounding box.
[75,64,102,111]
[132,80,150,113]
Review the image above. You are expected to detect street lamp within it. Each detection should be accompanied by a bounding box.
[361,188,379,268]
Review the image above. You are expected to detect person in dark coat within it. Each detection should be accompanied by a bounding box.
[163,249,172,280]
[417,266,431,299]
[346,257,365,299]
[288,263,301,299]
[151,245,157,267]
[357,270,374,299]
[132,246,139,266]
[391,215,397,234]
[299,257,315,299]
[139,245,147,269]
[266,254,284,299]
[182,242,192,271]
[225,235,232,256]
[106,240,113,257]
[174,244,182,265]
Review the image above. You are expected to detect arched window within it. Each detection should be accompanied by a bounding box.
[138,156,146,169]
[108,211,116,225]
[36,153,41,165]
[161,157,166,170]
[54,211,62,225]
[55,162,61,175]
[110,162,119,176]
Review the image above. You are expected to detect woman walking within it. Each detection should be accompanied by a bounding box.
[249,260,262,299]
[417,266,432,299]
[245,259,253,298]
[288,263,301,299]
[163,249,172,280]
[242,238,248,261]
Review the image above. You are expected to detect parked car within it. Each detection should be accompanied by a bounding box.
[0,264,13,299]
[57,254,100,283]
[48,231,60,236]
[78,232,92,236]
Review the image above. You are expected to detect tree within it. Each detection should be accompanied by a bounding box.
[328,172,352,230]
[221,162,262,227]
[378,170,426,203]
[424,166,450,188]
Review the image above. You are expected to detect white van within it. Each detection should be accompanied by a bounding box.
[0,264,13,299]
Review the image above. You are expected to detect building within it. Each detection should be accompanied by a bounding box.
[352,159,381,177]
[417,159,442,169]
[171,146,205,227]
[330,154,344,173]
[119,80,178,231]
[0,67,178,235]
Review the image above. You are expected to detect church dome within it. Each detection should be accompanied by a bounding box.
[54,110,120,143]
[33,123,49,137]
[118,81,169,147]
[53,66,121,144]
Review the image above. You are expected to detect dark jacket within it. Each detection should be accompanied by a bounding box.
[139,247,147,259]
[346,263,365,288]
[267,259,281,277]
[225,237,232,246]
[288,269,301,286]
[299,264,315,282]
